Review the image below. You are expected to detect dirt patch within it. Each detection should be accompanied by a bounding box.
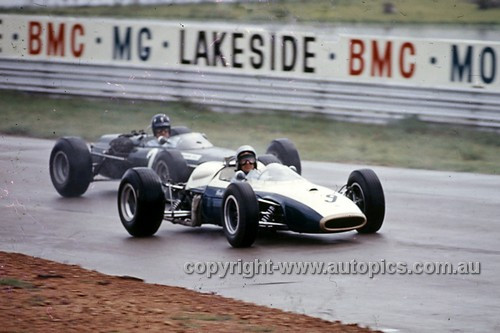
[0,251,379,332]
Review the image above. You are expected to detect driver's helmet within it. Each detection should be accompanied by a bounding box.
[236,145,257,171]
[151,113,171,137]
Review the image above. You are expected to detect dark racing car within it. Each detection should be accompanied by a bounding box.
[49,126,301,198]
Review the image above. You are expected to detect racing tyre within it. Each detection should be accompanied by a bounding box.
[170,126,192,136]
[258,154,281,166]
[152,149,190,183]
[118,168,165,237]
[347,169,385,234]
[49,137,92,197]
[222,182,259,248]
[266,138,301,174]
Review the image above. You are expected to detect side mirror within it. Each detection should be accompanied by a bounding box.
[289,165,298,173]
[224,156,236,167]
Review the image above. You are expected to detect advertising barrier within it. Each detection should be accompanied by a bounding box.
[1,14,499,127]
[1,14,499,91]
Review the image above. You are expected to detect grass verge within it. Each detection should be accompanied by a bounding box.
[1,90,499,175]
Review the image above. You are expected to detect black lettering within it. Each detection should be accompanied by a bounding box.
[451,45,472,82]
[212,32,227,67]
[304,36,315,73]
[282,35,297,71]
[232,32,244,68]
[270,34,276,71]
[180,29,191,65]
[250,34,264,69]
[138,27,151,61]
[480,47,496,84]
[194,31,209,66]
[113,26,131,60]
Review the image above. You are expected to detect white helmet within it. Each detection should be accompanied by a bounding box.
[235,145,257,171]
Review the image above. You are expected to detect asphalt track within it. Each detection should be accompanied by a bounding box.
[1,135,499,332]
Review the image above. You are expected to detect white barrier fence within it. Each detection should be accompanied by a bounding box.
[1,58,499,129]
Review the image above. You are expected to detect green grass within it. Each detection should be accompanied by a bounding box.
[170,312,234,329]
[1,90,499,175]
[0,278,35,289]
[171,313,233,322]
[4,0,500,25]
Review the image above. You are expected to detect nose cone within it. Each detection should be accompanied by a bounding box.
[258,180,366,233]
[307,191,367,232]
[319,212,366,232]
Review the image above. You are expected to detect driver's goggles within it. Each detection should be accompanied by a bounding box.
[239,156,256,165]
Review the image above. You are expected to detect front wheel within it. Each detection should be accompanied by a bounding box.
[222,182,259,248]
[152,149,190,184]
[49,137,92,197]
[346,169,385,234]
[118,168,165,237]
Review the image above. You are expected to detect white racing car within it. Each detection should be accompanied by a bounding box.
[117,159,385,247]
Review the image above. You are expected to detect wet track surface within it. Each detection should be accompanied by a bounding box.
[1,135,499,332]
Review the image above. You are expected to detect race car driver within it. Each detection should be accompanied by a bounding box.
[236,145,258,175]
[146,113,171,146]
[151,113,171,138]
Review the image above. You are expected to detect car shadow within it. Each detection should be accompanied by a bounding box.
[255,229,385,249]
[52,189,117,202]
[121,235,166,244]
[153,224,385,249]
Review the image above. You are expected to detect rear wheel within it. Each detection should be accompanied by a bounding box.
[266,138,301,174]
[258,154,281,166]
[346,169,385,234]
[49,137,92,197]
[222,182,259,248]
[152,149,190,183]
[118,168,165,237]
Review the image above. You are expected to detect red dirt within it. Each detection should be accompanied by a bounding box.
[0,251,379,332]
